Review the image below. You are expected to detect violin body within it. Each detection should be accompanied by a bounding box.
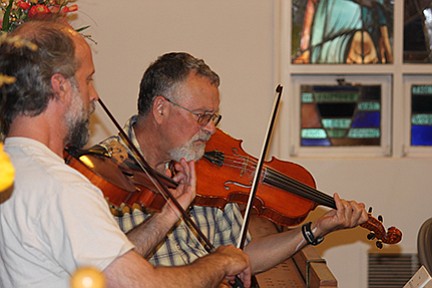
[195,129,318,226]
[64,147,167,216]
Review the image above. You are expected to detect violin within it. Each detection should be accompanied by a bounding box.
[194,128,402,247]
[64,146,176,217]
[63,147,166,217]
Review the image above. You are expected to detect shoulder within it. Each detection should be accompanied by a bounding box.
[6,138,103,203]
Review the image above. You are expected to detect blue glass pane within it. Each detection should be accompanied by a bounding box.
[411,125,432,146]
[352,111,381,128]
[301,139,331,146]
[411,85,432,146]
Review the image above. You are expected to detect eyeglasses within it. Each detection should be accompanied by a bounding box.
[163,97,222,126]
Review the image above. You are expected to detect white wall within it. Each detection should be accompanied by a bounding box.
[76,0,276,154]
[74,1,432,287]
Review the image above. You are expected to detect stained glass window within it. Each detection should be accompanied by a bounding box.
[291,0,394,64]
[404,1,432,63]
[301,84,381,147]
[411,85,432,145]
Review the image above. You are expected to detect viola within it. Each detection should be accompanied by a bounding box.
[194,128,402,247]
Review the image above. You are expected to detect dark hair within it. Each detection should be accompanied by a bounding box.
[137,52,220,115]
[0,19,78,135]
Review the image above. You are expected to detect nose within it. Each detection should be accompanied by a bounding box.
[201,119,217,136]
[89,82,99,102]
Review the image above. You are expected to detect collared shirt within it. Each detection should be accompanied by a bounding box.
[97,115,250,266]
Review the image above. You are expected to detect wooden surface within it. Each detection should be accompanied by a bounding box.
[248,214,338,288]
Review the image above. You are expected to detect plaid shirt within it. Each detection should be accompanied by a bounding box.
[98,116,249,266]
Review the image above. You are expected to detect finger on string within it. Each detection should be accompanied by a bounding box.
[333,193,343,212]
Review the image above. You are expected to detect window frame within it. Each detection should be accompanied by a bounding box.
[277,0,432,159]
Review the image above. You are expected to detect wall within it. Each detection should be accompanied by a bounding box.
[75,1,432,287]
[76,0,276,153]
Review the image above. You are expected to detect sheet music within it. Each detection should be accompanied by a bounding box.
[404,266,432,288]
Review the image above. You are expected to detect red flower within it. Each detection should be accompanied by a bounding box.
[28,4,51,18]
[62,4,78,13]
[49,4,78,14]
[48,5,60,13]
[16,1,31,10]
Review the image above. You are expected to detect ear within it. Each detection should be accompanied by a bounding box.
[152,95,168,123]
[51,73,70,100]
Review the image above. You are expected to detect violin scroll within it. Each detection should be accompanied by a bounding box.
[360,208,402,249]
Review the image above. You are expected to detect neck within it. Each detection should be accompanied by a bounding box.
[7,112,66,156]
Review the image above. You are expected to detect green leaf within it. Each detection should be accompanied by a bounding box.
[1,0,14,32]
[75,25,90,33]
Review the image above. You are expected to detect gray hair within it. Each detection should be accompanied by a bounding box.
[137,52,220,115]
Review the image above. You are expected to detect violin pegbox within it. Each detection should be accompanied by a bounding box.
[360,207,402,249]
[364,207,383,248]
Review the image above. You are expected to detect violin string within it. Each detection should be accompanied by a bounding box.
[205,153,336,208]
[264,168,336,208]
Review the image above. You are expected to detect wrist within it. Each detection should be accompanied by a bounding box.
[158,202,182,225]
[301,222,324,246]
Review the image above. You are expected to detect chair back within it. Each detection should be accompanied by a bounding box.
[418,217,432,274]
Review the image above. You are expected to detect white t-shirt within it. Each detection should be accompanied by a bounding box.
[0,138,134,288]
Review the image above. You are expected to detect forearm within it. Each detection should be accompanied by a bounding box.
[126,209,179,257]
[105,249,247,288]
[244,226,307,274]
[155,255,227,288]
[244,193,368,274]
[104,250,226,288]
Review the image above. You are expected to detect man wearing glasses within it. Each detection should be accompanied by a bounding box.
[94,52,368,277]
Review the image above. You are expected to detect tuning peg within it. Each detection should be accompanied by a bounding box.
[378,215,383,222]
[367,232,376,240]
[368,207,373,213]
[376,241,383,249]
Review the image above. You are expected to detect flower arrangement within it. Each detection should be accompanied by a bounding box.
[1,0,80,33]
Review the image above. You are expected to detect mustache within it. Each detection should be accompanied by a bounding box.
[197,131,211,142]
[89,101,96,115]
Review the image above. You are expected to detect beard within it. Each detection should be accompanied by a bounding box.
[168,130,211,162]
[64,79,94,148]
